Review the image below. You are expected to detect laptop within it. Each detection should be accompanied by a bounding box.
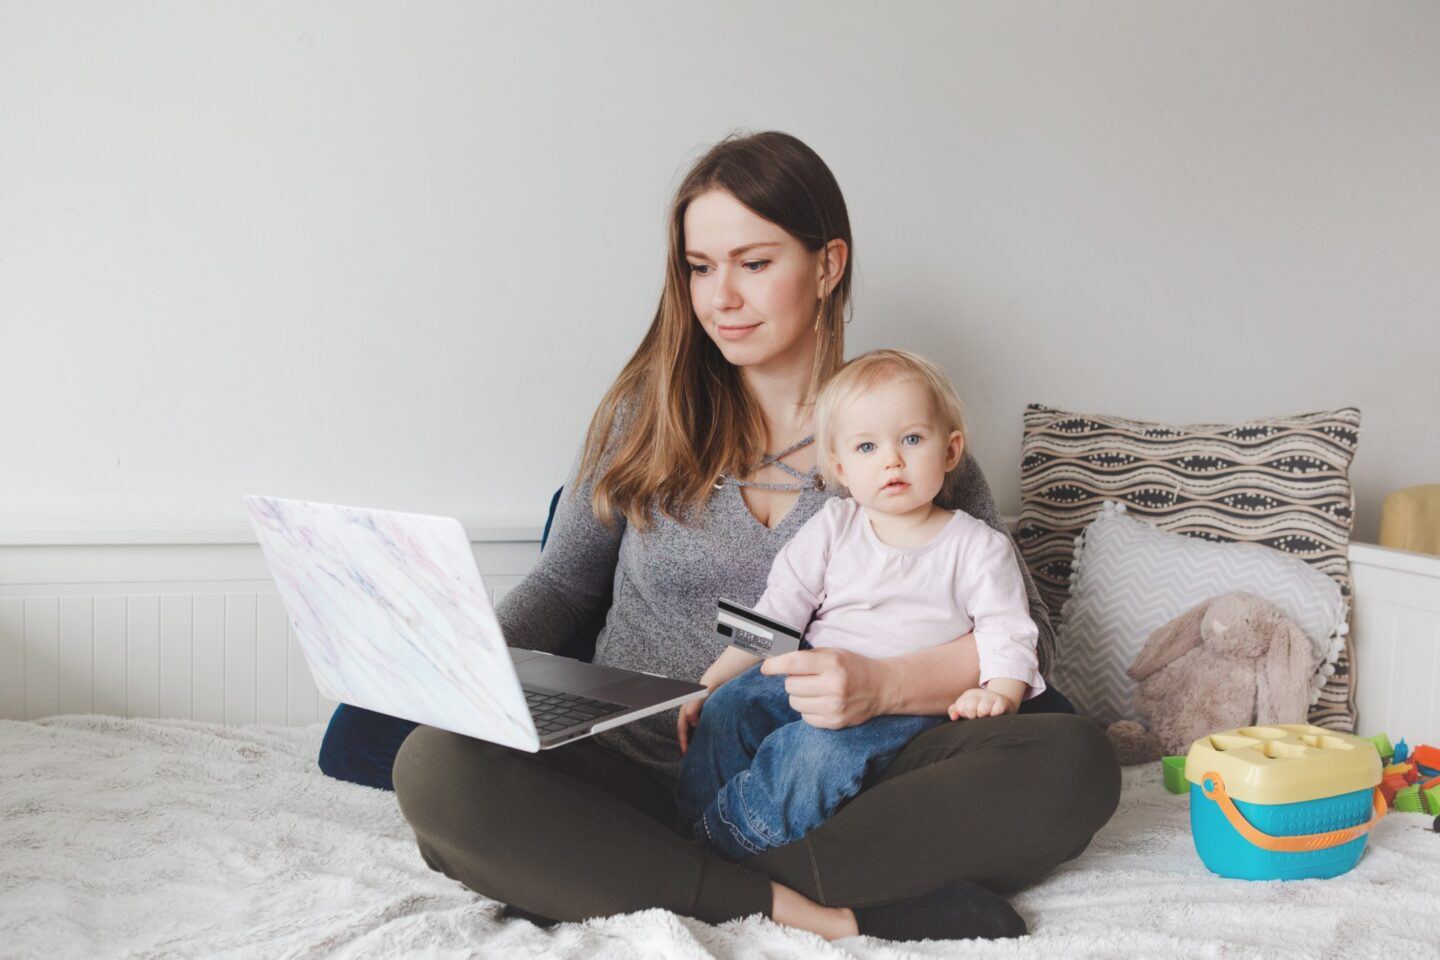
[242,495,706,752]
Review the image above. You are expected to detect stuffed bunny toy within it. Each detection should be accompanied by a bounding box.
[1105,591,1315,764]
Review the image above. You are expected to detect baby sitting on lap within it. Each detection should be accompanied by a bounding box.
[676,348,1045,862]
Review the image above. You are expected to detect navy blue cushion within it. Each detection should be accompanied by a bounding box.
[315,485,1074,790]
[316,702,419,792]
[541,486,563,551]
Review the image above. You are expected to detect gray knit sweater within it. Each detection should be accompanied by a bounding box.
[496,431,1055,786]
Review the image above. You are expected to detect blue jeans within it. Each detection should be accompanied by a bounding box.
[676,664,945,862]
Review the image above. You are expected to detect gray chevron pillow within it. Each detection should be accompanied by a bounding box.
[1051,501,1347,727]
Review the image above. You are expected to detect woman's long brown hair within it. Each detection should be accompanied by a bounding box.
[576,131,855,530]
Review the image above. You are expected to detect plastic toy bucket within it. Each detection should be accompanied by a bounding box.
[1190,770,1386,880]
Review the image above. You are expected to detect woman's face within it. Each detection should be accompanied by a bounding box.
[683,189,836,374]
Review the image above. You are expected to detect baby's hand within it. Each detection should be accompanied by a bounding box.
[677,696,706,754]
[948,687,1014,720]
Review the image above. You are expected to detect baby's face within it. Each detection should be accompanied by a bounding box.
[829,377,964,515]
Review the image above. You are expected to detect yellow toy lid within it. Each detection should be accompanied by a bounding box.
[1183,724,1382,805]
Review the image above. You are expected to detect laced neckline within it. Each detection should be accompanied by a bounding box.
[714,434,825,492]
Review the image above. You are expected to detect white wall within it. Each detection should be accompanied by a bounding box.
[3,0,1436,543]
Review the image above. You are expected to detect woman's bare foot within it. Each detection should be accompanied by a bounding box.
[771,878,1027,943]
[770,882,859,940]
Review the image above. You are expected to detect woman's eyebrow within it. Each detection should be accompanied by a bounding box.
[684,241,781,260]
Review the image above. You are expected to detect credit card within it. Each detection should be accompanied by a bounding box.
[715,598,803,658]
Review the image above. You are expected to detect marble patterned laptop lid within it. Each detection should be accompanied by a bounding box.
[243,495,540,752]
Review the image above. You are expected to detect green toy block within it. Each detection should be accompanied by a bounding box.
[1393,781,1440,815]
[1365,732,1395,763]
[1162,755,1188,795]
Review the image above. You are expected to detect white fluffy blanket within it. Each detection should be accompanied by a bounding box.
[3,716,1437,959]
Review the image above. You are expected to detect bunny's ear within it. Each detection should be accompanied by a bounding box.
[1257,617,1312,724]
[1129,599,1209,682]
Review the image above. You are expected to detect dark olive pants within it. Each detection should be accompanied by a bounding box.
[392,712,1120,924]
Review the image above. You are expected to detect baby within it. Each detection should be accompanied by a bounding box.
[675,348,1044,862]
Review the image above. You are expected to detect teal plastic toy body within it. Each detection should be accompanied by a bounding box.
[1185,725,1385,881]
[1189,781,1374,880]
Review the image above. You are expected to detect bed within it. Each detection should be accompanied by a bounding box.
[4,714,1436,959]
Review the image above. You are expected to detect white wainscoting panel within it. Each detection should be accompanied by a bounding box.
[1350,543,1440,746]
[5,535,1439,743]
[0,536,538,726]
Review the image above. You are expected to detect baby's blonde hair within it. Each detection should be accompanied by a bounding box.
[815,349,969,497]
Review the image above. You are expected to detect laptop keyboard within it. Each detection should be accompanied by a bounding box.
[523,689,626,736]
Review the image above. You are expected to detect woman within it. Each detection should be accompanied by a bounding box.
[388,131,1120,942]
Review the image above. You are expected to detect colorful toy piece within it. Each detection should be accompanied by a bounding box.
[1185,724,1385,881]
[1363,731,1440,780]
[1162,755,1188,794]
[1381,774,1409,806]
[1393,777,1440,816]
[1383,761,1420,785]
[1410,744,1440,778]
[1365,733,1395,763]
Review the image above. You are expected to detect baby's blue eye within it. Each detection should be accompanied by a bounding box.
[856,441,875,454]
[903,434,922,446]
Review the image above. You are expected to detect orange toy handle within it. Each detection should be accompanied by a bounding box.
[1199,771,1387,853]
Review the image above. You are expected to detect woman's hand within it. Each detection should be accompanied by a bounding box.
[761,648,894,729]
[677,696,705,754]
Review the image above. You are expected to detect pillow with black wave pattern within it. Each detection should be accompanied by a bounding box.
[1016,404,1360,731]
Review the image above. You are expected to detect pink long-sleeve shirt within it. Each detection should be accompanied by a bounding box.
[753,497,1046,700]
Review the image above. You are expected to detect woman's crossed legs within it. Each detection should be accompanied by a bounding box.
[392,710,1119,935]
